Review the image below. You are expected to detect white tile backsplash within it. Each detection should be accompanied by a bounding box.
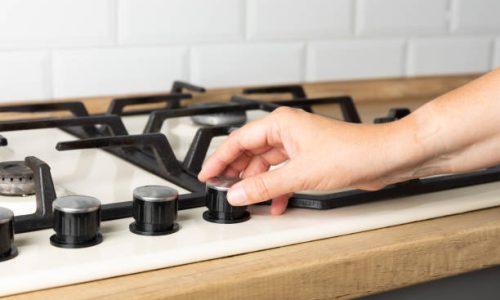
[451,0,500,33]
[118,0,244,45]
[52,47,188,98]
[0,0,114,49]
[247,0,352,40]
[0,51,51,101]
[407,37,492,76]
[0,0,498,101]
[191,43,304,87]
[307,39,405,81]
[356,0,449,36]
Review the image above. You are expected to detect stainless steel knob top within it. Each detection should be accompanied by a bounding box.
[53,195,101,213]
[206,176,241,192]
[0,207,14,225]
[133,185,178,202]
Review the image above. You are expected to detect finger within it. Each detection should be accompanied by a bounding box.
[227,162,299,206]
[220,151,252,177]
[242,148,288,178]
[221,165,242,178]
[271,194,291,215]
[198,115,280,181]
[241,156,269,178]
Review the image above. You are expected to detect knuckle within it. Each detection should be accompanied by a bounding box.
[273,106,295,116]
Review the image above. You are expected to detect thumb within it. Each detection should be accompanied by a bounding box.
[227,164,299,206]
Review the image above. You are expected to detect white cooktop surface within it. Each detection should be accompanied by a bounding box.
[1,111,500,296]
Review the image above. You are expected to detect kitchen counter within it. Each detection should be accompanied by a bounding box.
[5,74,500,299]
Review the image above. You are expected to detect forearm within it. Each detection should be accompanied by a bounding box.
[199,69,500,206]
[396,68,500,180]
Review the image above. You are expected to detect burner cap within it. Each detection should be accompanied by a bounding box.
[189,102,247,126]
[0,161,35,197]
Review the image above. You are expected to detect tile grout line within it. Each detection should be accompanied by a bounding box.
[488,38,497,69]
[46,51,55,100]
[186,46,193,84]
[111,0,119,46]
[241,0,248,41]
[301,42,308,82]
[352,0,359,37]
[494,39,499,68]
[447,0,455,34]
[402,39,410,77]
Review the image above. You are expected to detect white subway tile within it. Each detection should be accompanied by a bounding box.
[52,47,188,98]
[357,0,448,36]
[118,0,243,45]
[451,0,500,33]
[0,0,114,49]
[0,51,51,101]
[247,0,352,40]
[191,43,304,87]
[306,39,405,81]
[407,37,492,76]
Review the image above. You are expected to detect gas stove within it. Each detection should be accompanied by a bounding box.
[1,81,500,296]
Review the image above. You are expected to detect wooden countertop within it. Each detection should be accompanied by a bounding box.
[5,74,500,299]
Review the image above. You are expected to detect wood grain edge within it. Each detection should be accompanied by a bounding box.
[0,74,479,115]
[7,206,500,300]
[79,74,481,114]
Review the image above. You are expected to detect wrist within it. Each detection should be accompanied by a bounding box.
[384,104,444,179]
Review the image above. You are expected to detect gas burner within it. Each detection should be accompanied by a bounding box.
[188,102,247,126]
[0,161,35,197]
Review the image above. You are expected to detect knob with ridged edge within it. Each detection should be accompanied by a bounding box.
[203,176,250,224]
[129,185,179,236]
[50,195,102,248]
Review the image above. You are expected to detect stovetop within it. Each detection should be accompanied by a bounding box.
[2,81,499,233]
[1,81,500,296]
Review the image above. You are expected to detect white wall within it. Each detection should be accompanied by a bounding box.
[0,0,499,101]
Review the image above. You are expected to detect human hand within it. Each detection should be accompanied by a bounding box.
[198,106,425,215]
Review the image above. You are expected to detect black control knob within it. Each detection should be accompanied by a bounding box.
[50,195,102,248]
[129,185,179,236]
[0,207,17,262]
[203,177,250,224]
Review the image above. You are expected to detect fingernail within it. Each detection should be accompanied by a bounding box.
[227,185,247,206]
